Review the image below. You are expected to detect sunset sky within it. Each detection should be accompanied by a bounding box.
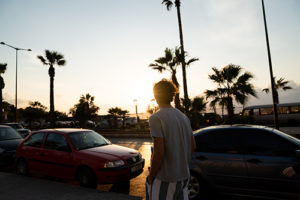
[1,0,300,115]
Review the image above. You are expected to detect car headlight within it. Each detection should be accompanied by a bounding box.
[104,160,125,168]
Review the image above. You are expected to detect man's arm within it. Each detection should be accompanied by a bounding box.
[147,137,164,184]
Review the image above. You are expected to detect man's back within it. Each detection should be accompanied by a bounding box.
[149,107,193,182]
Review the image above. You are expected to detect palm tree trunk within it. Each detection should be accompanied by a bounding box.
[213,106,216,114]
[175,0,188,107]
[227,97,234,118]
[274,90,279,104]
[0,76,4,122]
[171,70,181,109]
[114,116,118,128]
[222,104,224,118]
[171,70,181,110]
[49,66,55,128]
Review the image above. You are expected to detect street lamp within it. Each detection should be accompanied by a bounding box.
[261,0,279,129]
[133,99,139,123]
[0,42,31,122]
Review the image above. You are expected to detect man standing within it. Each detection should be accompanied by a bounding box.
[146,79,196,200]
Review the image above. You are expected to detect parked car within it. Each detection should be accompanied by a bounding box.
[15,128,145,188]
[189,125,300,200]
[2,123,30,138]
[0,125,23,167]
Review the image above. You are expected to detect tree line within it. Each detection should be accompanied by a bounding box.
[0,46,293,131]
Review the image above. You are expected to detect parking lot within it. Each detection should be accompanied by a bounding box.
[1,127,299,199]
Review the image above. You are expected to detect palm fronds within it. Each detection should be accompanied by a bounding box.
[162,0,173,10]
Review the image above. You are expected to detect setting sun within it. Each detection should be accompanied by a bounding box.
[129,82,156,113]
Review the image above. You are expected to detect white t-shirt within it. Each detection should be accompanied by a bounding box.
[149,107,193,182]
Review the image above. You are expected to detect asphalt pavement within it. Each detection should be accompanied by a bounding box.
[0,172,142,200]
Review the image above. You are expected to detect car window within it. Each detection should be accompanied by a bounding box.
[212,130,241,154]
[0,127,22,141]
[242,129,297,157]
[68,131,110,150]
[195,130,241,154]
[195,132,215,152]
[44,133,70,152]
[23,133,44,148]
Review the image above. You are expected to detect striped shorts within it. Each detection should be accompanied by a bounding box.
[145,178,189,200]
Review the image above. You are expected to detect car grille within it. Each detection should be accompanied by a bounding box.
[126,155,141,165]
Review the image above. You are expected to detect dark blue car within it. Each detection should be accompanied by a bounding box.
[189,125,300,200]
[0,125,23,167]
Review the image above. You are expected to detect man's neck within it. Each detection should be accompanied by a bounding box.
[158,104,172,109]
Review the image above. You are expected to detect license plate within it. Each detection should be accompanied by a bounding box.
[131,163,143,173]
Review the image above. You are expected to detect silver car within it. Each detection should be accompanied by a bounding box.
[189,125,300,200]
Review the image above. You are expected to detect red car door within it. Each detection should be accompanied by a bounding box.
[40,133,75,179]
[21,132,46,173]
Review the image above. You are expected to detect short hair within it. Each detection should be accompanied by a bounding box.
[153,79,178,104]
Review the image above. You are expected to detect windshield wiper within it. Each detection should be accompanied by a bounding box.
[91,143,108,148]
[77,143,108,150]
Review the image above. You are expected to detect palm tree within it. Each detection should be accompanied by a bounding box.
[117,109,129,129]
[37,50,66,127]
[108,107,122,128]
[149,47,198,109]
[70,93,99,128]
[0,63,7,122]
[182,96,207,129]
[162,0,189,104]
[150,48,180,109]
[262,77,292,104]
[205,64,257,118]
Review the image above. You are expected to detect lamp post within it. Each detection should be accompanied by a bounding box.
[133,99,139,123]
[0,42,31,122]
[261,0,279,129]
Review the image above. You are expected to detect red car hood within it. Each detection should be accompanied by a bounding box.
[82,144,138,160]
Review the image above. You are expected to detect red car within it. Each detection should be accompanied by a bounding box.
[15,129,145,188]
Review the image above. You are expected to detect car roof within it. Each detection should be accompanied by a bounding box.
[194,124,269,132]
[33,128,92,134]
[0,125,12,128]
[194,124,300,145]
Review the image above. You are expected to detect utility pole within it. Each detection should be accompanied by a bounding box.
[261,0,279,129]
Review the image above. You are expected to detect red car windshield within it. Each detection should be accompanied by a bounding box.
[68,131,110,150]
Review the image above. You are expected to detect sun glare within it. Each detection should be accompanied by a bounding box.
[130,83,155,113]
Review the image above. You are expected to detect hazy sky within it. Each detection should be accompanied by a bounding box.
[1,0,300,115]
